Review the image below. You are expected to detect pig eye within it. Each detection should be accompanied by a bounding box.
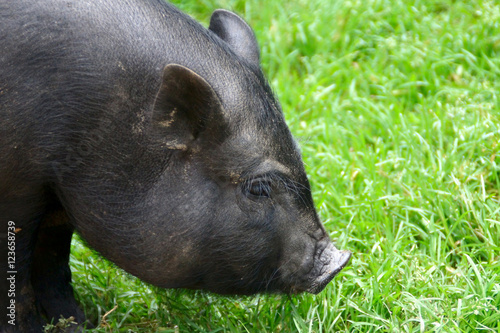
[245,179,272,199]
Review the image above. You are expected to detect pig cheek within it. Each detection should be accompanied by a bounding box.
[196,190,281,292]
[272,202,317,285]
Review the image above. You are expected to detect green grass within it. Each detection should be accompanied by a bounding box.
[70,0,500,331]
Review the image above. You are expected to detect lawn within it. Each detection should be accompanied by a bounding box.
[69,0,500,331]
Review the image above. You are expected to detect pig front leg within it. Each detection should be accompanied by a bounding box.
[31,210,91,332]
[1,218,43,333]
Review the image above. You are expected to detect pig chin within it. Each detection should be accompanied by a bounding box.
[286,241,351,294]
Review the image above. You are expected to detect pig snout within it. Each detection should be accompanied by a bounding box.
[289,240,351,294]
[306,242,351,294]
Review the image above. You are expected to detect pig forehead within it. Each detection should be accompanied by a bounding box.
[217,66,280,120]
[229,126,304,173]
[215,66,304,172]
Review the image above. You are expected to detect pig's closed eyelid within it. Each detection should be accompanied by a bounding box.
[244,178,272,198]
[245,171,290,188]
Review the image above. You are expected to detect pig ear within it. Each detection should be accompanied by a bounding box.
[209,9,260,67]
[152,64,226,150]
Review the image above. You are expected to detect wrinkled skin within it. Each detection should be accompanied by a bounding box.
[0,0,351,331]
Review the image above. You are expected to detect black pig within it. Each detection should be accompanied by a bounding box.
[0,0,351,331]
